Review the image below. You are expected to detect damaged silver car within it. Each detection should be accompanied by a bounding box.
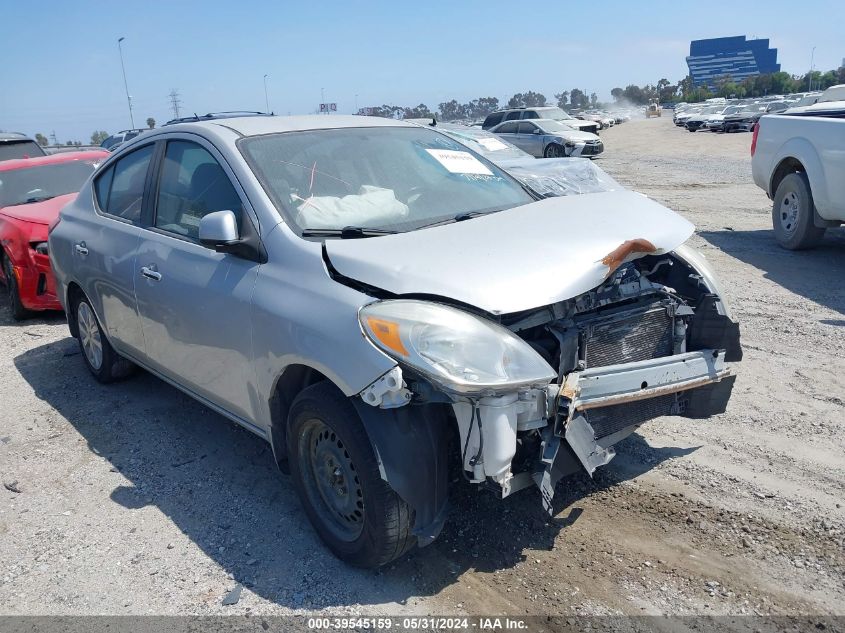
[49,115,741,568]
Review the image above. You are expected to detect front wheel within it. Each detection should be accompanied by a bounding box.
[772,172,825,250]
[544,143,565,158]
[287,381,416,568]
[73,295,135,382]
[2,254,31,321]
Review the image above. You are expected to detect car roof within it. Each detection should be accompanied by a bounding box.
[162,114,414,137]
[0,132,35,142]
[0,150,109,172]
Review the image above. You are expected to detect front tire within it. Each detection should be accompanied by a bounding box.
[544,143,565,158]
[772,172,825,250]
[73,294,134,382]
[2,254,31,321]
[287,381,416,568]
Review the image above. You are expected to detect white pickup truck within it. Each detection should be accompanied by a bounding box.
[751,109,845,249]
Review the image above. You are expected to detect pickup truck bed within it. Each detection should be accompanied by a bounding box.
[751,113,845,249]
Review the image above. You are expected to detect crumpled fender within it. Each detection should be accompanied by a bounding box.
[351,400,450,547]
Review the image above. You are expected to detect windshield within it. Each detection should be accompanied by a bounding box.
[0,140,47,161]
[536,107,573,120]
[722,106,741,115]
[0,159,100,207]
[240,126,533,234]
[436,127,528,162]
[536,120,576,133]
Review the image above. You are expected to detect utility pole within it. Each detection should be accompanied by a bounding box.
[263,74,270,112]
[117,37,135,128]
[50,130,57,145]
[809,46,816,92]
[168,89,182,119]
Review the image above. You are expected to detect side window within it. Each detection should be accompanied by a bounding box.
[155,140,242,240]
[495,122,519,134]
[97,144,154,223]
[504,111,522,121]
[483,112,503,128]
[517,122,537,134]
[93,165,114,210]
[523,111,539,120]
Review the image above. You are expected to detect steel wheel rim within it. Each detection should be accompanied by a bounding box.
[77,302,103,370]
[780,190,800,234]
[298,418,364,542]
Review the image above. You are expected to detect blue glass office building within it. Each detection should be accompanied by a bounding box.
[686,36,780,88]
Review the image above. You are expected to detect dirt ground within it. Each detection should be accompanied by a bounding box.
[1,116,843,619]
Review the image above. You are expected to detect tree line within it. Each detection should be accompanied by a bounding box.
[362,89,602,122]
[611,66,845,105]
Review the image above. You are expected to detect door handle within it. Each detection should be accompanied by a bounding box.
[74,243,88,256]
[140,266,162,282]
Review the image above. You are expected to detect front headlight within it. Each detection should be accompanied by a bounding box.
[673,243,734,320]
[359,300,556,395]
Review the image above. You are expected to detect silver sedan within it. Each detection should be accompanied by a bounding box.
[489,118,604,158]
[49,114,739,567]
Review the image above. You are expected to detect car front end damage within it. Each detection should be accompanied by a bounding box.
[355,243,740,540]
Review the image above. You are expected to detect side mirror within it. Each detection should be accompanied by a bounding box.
[199,210,240,251]
[532,128,541,134]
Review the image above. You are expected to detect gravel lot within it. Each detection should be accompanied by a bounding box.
[1,116,843,618]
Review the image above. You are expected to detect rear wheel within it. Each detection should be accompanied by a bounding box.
[73,294,135,382]
[544,143,565,158]
[287,381,416,568]
[2,254,30,321]
[772,172,825,250]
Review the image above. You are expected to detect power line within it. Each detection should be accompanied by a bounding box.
[168,89,182,119]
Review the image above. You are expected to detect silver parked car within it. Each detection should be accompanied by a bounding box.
[489,119,604,158]
[49,115,740,567]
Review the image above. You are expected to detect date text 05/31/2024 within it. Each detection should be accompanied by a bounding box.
[307,617,529,630]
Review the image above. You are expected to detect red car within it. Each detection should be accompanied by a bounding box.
[0,150,108,319]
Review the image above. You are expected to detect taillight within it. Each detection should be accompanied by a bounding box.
[750,122,759,157]
[48,214,61,235]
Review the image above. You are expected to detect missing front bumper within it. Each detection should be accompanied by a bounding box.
[535,350,734,512]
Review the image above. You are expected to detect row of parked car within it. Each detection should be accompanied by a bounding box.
[1,111,742,569]
[672,84,845,133]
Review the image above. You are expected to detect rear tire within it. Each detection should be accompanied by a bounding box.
[287,381,416,568]
[2,254,31,321]
[772,172,825,250]
[72,294,135,382]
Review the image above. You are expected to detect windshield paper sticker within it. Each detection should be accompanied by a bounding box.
[477,137,509,152]
[425,149,492,176]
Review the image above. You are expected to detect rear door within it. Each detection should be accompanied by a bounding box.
[76,143,156,356]
[133,135,259,421]
[493,122,526,153]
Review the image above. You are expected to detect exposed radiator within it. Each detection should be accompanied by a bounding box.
[583,304,674,368]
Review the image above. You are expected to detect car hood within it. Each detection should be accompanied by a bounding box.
[325,191,694,315]
[0,193,76,226]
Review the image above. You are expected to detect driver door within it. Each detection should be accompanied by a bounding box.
[515,122,543,157]
[133,137,260,422]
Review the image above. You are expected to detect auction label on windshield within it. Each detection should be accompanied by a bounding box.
[426,149,493,175]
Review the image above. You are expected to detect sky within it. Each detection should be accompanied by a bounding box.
[1,0,843,142]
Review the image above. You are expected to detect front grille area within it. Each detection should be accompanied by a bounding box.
[582,142,604,156]
[583,304,674,368]
[585,394,677,439]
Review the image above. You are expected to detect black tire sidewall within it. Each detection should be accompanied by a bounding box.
[2,254,29,320]
[772,172,824,250]
[287,382,412,567]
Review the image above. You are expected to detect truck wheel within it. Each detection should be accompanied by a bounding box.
[73,294,135,382]
[772,172,825,250]
[287,381,416,568]
[2,255,31,321]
